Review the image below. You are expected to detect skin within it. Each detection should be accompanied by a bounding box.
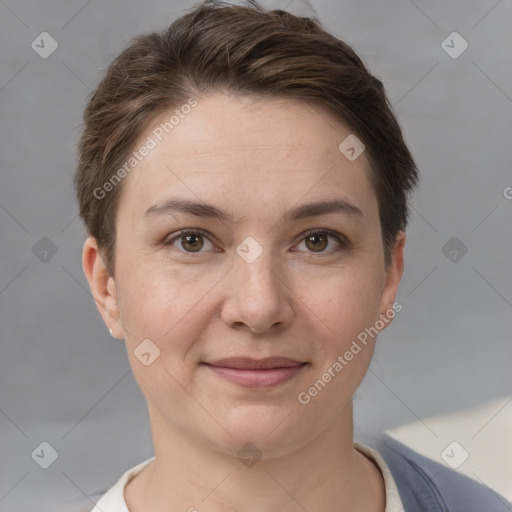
[83,93,405,512]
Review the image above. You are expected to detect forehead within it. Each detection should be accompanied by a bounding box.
[117,94,377,224]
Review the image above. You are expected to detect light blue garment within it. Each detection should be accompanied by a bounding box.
[381,436,511,511]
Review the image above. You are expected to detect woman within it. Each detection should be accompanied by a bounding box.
[75,1,507,510]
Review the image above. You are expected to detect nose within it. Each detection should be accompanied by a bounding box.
[220,246,295,334]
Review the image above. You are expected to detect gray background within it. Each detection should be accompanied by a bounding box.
[0,0,511,510]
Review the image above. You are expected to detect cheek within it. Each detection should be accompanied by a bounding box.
[297,261,384,348]
[115,258,225,349]
[294,270,383,413]
[114,262,222,408]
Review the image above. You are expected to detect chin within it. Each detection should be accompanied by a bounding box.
[204,407,311,458]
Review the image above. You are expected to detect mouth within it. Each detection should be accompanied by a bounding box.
[202,357,308,389]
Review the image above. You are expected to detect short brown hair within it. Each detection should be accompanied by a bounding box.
[74,0,419,275]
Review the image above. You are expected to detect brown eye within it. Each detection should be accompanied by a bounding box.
[165,230,216,254]
[180,233,204,252]
[294,229,348,255]
[305,233,328,252]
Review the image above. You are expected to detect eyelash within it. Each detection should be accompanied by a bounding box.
[163,229,349,257]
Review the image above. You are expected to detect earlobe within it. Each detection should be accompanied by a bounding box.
[82,237,121,338]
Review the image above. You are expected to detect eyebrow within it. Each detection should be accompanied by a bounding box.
[144,197,365,224]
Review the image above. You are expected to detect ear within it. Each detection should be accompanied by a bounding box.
[82,237,122,338]
[378,230,406,328]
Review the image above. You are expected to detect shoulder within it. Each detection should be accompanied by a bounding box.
[379,436,510,512]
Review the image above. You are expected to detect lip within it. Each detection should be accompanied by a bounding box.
[206,357,304,370]
[203,357,307,389]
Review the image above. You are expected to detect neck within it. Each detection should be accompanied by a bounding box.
[125,402,385,512]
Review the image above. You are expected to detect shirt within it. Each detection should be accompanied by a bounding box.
[90,436,511,511]
[379,436,511,511]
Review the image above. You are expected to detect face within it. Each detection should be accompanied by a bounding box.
[84,94,404,458]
